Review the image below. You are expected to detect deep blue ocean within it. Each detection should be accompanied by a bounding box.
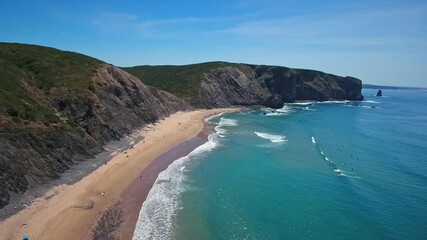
[133,89,427,240]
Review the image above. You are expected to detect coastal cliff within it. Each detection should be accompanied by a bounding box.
[0,44,362,209]
[0,43,190,208]
[124,62,363,109]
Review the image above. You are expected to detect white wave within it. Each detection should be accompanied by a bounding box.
[364,100,380,104]
[288,102,315,105]
[288,100,357,106]
[254,132,287,143]
[265,112,285,116]
[276,109,290,113]
[311,136,316,144]
[215,117,238,137]
[276,106,293,114]
[335,169,360,179]
[321,100,352,104]
[132,134,219,240]
[302,107,315,111]
[218,117,238,126]
[263,106,293,116]
[337,173,360,179]
[289,100,350,105]
[214,125,227,137]
[204,112,225,123]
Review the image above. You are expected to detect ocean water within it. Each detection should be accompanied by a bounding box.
[133,89,427,240]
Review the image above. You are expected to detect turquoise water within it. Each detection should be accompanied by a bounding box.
[133,89,427,240]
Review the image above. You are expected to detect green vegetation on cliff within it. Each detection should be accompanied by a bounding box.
[0,43,102,126]
[123,62,243,102]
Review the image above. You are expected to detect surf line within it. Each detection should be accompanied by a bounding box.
[310,136,359,178]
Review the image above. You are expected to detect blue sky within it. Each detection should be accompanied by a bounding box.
[1,0,426,87]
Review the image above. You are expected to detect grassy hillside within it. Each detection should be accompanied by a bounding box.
[123,61,243,102]
[0,43,102,127]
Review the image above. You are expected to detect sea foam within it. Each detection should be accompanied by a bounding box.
[132,133,220,240]
[215,117,238,137]
[218,117,238,126]
[255,132,287,143]
[364,100,380,104]
[289,100,353,106]
[265,112,286,116]
[312,136,360,179]
[262,106,294,116]
[289,102,314,105]
[311,136,316,144]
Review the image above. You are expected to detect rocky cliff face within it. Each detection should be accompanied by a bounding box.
[0,64,190,208]
[58,65,191,144]
[0,128,101,208]
[196,65,363,109]
[198,66,270,108]
[250,65,364,107]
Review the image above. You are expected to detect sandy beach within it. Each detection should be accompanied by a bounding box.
[0,108,237,240]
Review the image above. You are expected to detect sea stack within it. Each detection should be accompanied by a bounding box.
[376,89,383,97]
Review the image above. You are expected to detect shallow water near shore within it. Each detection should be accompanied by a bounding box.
[133,89,427,240]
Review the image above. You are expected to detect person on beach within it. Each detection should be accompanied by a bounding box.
[23,236,29,240]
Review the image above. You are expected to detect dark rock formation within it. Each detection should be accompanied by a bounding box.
[0,129,101,207]
[252,65,364,107]
[262,94,284,109]
[198,66,270,108]
[376,89,382,97]
[197,65,364,109]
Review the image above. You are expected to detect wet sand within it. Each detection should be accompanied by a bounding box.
[0,108,238,240]
[116,131,209,239]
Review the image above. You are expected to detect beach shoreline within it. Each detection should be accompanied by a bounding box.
[113,131,210,240]
[0,108,238,240]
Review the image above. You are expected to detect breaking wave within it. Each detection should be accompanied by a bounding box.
[215,117,238,137]
[132,134,221,239]
[311,136,359,179]
[255,132,287,143]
